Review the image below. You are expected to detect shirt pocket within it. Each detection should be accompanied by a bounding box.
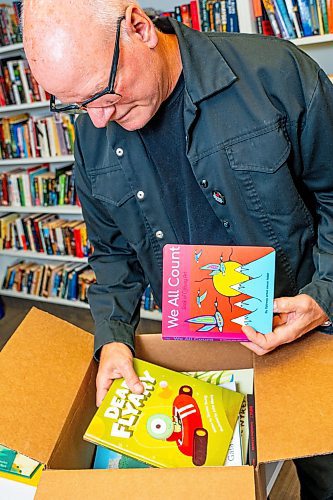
[90,164,134,207]
[225,120,303,216]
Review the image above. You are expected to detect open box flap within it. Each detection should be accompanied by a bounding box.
[254,332,333,463]
[0,307,94,465]
[36,467,256,500]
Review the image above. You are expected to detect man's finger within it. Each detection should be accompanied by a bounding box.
[122,361,144,394]
[96,374,114,407]
[240,341,270,356]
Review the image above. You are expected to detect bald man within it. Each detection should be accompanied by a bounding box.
[23,2,333,496]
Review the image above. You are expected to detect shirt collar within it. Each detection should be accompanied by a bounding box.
[169,18,238,103]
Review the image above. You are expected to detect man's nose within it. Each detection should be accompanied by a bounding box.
[87,106,116,128]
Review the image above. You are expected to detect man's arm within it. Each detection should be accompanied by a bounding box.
[74,123,146,402]
[243,68,333,354]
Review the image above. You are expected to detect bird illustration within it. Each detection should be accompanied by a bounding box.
[186,299,224,332]
[196,289,208,308]
[194,249,203,263]
[200,255,226,275]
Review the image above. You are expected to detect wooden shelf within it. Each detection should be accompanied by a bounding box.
[0,100,51,115]
[0,249,88,262]
[0,289,162,320]
[0,156,74,166]
[292,34,333,47]
[0,205,82,214]
[0,42,24,54]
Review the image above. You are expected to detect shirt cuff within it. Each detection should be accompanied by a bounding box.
[94,318,136,361]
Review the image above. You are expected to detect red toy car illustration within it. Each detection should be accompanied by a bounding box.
[147,385,208,466]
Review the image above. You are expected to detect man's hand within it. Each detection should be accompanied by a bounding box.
[96,342,144,407]
[240,294,329,356]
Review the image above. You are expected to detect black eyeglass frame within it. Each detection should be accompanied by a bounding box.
[50,15,125,113]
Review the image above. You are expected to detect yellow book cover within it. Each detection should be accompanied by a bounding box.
[84,359,244,468]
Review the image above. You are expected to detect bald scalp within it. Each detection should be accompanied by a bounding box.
[22,0,138,95]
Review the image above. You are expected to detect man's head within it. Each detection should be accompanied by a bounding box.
[23,0,182,130]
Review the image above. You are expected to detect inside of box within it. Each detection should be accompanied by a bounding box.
[46,334,254,472]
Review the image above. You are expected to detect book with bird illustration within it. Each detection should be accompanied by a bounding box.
[162,244,275,341]
[84,358,244,468]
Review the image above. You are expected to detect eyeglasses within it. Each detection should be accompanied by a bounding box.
[50,15,125,114]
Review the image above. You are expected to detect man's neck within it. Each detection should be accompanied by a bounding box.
[158,32,183,103]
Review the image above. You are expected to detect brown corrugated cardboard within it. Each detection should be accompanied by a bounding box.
[0,307,332,499]
[36,467,256,499]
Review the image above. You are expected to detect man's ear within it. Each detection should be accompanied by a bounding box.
[124,5,158,49]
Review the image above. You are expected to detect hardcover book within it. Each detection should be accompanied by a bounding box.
[162,244,275,342]
[84,359,244,468]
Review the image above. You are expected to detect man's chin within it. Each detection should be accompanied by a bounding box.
[115,111,154,131]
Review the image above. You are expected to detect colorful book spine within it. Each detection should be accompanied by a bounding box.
[297,0,314,35]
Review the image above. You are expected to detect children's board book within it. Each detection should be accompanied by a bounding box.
[162,244,276,341]
[84,359,244,468]
[93,446,152,469]
[0,445,41,479]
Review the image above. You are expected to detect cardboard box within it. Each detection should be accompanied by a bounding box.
[0,307,332,499]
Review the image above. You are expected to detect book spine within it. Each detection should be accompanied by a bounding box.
[247,394,257,467]
[308,0,320,33]
[220,0,227,31]
[262,0,282,35]
[226,0,240,31]
[275,0,296,36]
[328,0,333,32]
[297,0,314,35]
[190,0,201,30]
[199,0,210,30]
[319,0,329,32]
[285,0,304,36]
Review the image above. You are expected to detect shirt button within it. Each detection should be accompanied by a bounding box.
[137,191,145,200]
[116,147,124,157]
[223,220,230,228]
[200,179,209,188]
[156,230,164,239]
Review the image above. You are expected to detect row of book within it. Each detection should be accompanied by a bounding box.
[0,57,50,107]
[0,164,79,207]
[0,213,92,258]
[2,260,95,302]
[0,2,22,46]
[150,1,240,32]
[254,0,333,38]
[0,112,75,160]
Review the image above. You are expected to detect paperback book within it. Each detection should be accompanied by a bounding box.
[84,359,244,468]
[162,244,276,342]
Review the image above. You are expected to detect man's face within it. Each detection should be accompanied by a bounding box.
[55,33,164,131]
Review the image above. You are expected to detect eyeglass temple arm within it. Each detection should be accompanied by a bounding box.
[108,16,125,89]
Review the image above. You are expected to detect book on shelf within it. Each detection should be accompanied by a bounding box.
[2,259,95,302]
[0,113,75,160]
[0,1,22,46]
[0,56,49,107]
[0,212,92,257]
[0,163,80,208]
[84,358,244,468]
[162,244,276,342]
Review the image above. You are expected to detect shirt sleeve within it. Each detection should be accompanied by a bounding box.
[74,122,148,359]
[298,68,333,327]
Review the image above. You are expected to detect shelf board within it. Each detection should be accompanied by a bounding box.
[292,34,333,47]
[0,100,51,115]
[0,288,162,320]
[0,289,90,308]
[0,42,24,55]
[0,156,74,166]
[0,249,88,262]
[0,205,82,214]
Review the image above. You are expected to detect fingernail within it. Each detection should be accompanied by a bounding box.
[134,382,143,393]
[273,300,277,312]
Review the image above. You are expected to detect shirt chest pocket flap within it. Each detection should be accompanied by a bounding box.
[225,120,291,173]
[91,164,134,207]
